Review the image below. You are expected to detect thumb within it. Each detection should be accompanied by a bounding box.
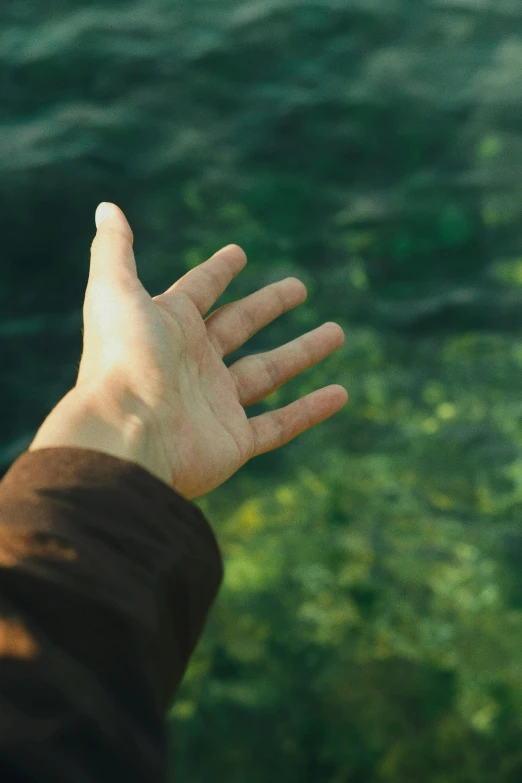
[89,202,137,285]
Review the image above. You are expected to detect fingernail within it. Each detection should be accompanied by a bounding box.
[95,202,117,228]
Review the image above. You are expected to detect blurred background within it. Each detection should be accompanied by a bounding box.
[3,0,522,779]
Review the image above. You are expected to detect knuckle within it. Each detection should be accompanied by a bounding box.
[274,281,290,311]
[238,298,258,341]
[263,356,279,393]
[274,408,286,444]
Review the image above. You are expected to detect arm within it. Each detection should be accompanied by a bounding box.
[0,200,346,781]
[0,390,223,781]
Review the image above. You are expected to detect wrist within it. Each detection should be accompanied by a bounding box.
[28,384,173,488]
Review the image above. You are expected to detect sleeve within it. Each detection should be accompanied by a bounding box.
[0,446,224,783]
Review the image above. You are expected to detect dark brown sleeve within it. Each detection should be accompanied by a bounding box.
[0,447,224,783]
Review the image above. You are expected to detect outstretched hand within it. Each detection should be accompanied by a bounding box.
[77,202,348,499]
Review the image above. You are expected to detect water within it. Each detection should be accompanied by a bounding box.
[3,1,522,779]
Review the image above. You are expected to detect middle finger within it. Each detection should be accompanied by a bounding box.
[205,277,308,358]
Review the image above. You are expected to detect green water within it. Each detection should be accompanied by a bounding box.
[3,1,522,779]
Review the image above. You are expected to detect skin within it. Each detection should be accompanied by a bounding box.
[31,202,348,500]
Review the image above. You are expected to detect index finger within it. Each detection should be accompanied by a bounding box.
[160,244,247,316]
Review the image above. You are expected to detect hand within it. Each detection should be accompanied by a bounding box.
[77,202,348,500]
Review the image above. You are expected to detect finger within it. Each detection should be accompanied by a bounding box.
[89,202,137,286]
[205,276,308,358]
[159,244,247,316]
[248,384,348,457]
[230,322,346,407]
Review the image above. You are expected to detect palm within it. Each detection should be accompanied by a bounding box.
[147,287,261,500]
[149,246,346,499]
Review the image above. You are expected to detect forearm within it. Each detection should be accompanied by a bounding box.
[28,384,173,488]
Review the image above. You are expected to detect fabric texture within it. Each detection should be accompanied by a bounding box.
[0,446,224,782]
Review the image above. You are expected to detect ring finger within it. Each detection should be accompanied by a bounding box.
[228,321,345,408]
